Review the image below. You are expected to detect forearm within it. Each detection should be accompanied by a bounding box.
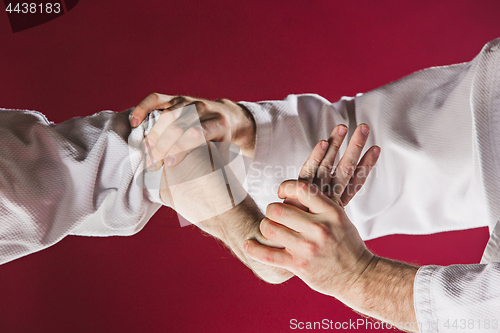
[347,256,419,332]
[195,195,294,284]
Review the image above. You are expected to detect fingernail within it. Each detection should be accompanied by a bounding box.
[130,116,139,127]
[360,125,370,136]
[165,154,175,166]
[320,141,328,150]
[141,139,151,154]
[243,241,248,251]
[147,156,156,169]
[373,146,381,158]
[147,156,161,170]
[338,126,348,136]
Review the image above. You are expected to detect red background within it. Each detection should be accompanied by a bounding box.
[0,1,499,332]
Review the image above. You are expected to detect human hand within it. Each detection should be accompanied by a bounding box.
[288,124,380,209]
[246,180,374,299]
[244,124,380,300]
[158,142,294,284]
[130,93,256,170]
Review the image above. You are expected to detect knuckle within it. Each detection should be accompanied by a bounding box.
[320,159,335,169]
[216,115,228,128]
[188,126,204,139]
[150,147,166,161]
[318,164,333,175]
[150,92,159,99]
[244,242,254,255]
[174,95,187,102]
[354,142,365,151]
[170,124,186,137]
[266,203,282,219]
[169,96,187,108]
[160,109,176,122]
[279,182,292,197]
[295,258,310,272]
[215,98,230,104]
[265,204,273,217]
[329,140,341,150]
[312,156,322,165]
[302,239,319,255]
[168,143,183,155]
[145,132,159,145]
[298,180,310,192]
[342,165,356,178]
[150,92,162,104]
[300,167,315,179]
[314,223,331,240]
[194,100,210,112]
[263,253,278,265]
[265,227,276,239]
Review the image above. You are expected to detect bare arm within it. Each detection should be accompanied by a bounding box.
[351,257,419,331]
[195,195,294,284]
[157,140,293,284]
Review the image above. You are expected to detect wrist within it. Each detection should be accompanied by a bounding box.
[347,256,419,329]
[210,197,294,284]
[233,102,256,159]
[334,249,378,303]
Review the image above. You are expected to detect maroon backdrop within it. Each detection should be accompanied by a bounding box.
[0,1,499,332]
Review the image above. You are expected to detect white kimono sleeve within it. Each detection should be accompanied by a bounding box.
[0,108,163,265]
[414,39,500,332]
[238,94,351,215]
[415,264,500,332]
[240,38,500,331]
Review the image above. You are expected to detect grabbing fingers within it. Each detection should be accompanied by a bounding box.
[259,216,303,248]
[146,104,203,170]
[278,180,339,215]
[144,100,233,170]
[131,93,177,127]
[244,239,293,268]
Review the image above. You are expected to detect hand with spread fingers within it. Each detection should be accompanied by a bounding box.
[244,124,380,296]
[243,124,419,331]
[130,93,256,170]
[284,123,380,211]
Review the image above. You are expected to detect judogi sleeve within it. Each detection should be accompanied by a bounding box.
[0,108,163,265]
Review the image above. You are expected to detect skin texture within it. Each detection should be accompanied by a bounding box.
[131,93,256,170]
[134,94,418,331]
[134,94,380,282]
[243,127,420,331]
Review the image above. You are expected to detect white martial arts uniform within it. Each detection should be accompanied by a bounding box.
[0,109,165,265]
[1,39,499,332]
[239,38,500,332]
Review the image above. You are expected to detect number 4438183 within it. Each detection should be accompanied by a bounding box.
[5,3,61,14]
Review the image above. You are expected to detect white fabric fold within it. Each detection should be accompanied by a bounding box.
[0,108,162,264]
[241,38,500,332]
